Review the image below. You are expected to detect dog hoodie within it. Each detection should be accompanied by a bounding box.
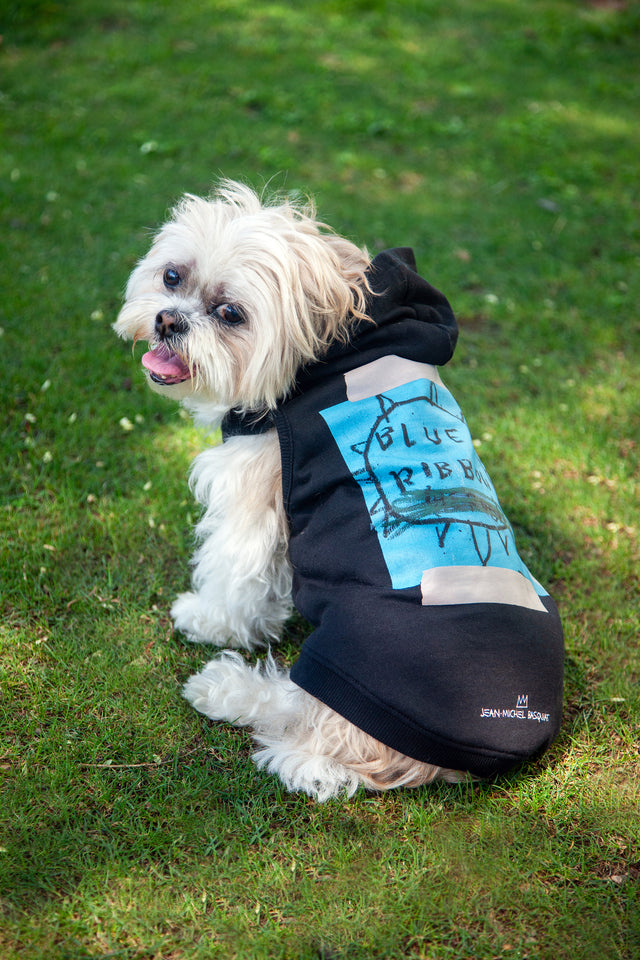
[224,248,564,777]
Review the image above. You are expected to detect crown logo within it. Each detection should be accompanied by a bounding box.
[516,694,529,709]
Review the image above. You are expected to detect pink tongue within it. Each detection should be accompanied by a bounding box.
[141,343,191,382]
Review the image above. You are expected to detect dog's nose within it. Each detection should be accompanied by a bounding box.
[155,309,186,339]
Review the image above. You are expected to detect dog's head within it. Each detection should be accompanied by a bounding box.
[114,180,371,413]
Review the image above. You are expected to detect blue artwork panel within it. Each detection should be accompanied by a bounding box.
[320,377,546,594]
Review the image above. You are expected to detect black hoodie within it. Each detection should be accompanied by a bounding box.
[225,248,564,777]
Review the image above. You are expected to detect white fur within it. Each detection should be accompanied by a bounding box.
[114,180,371,412]
[115,180,465,800]
[171,431,292,648]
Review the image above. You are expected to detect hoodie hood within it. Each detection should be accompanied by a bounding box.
[304,247,458,384]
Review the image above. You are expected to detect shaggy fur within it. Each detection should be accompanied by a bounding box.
[114,181,465,799]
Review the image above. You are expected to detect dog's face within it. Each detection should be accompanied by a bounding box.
[114,181,370,412]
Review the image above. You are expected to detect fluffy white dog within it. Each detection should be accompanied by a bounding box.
[114,180,564,800]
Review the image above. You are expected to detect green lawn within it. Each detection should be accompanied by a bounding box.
[1,1,639,957]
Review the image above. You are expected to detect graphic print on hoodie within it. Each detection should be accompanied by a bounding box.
[320,356,549,612]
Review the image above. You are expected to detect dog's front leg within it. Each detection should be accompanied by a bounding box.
[171,430,291,649]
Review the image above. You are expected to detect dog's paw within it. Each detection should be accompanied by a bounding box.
[171,591,271,649]
[171,591,235,646]
[182,657,230,718]
[183,652,262,725]
[183,651,298,729]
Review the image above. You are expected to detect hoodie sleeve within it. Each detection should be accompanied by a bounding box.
[365,248,459,366]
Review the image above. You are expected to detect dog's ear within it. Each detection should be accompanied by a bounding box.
[230,220,372,412]
[289,223,372,348]
[316,232,372,331]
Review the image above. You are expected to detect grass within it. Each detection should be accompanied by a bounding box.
[1,0,639,956]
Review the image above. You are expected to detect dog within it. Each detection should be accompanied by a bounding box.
[114,180,564,800]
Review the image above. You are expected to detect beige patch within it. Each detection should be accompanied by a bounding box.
[420,566,547,612]
[344,355,443,402]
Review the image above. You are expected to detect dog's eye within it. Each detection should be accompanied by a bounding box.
[163,267,181,288]
[211,303,246,325]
